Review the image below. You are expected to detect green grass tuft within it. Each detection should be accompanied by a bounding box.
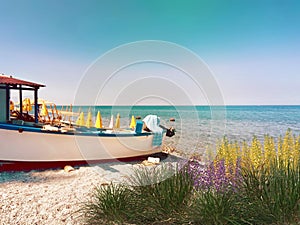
[240,159,300,224]
[80,184,134,224]
[79,131,300,224]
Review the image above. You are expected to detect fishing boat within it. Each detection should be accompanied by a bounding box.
[0,74,174,171]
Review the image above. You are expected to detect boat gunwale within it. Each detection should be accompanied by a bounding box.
[0,123,153,137]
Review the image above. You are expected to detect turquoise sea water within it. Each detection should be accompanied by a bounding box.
[61,105,300,155]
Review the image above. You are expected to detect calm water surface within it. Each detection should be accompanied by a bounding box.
[63,105,300,156]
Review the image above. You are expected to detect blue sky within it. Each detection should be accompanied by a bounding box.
[0,0,299,105]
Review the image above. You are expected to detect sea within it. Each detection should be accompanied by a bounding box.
[61,105,300,156]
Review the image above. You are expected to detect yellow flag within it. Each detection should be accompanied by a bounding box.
[86,111,93,128]
[76,112,85,126]
[129,115,136,129]
[22,98,32,112]
[9,101,14,111]
[115,113,120,129]
[95,111,103,128]
[40,101,49,117]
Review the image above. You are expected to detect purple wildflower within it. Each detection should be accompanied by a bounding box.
[233,157,243,188]
[186,157,243,193]
[214,159,230,192]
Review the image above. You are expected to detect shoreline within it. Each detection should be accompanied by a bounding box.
[0,153,183,225]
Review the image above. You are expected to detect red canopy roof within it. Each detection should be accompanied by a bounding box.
[0,75,45,88]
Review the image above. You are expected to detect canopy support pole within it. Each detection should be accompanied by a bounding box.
[34,87,39,123]
[5,85,10,121]
[19,85,23,119]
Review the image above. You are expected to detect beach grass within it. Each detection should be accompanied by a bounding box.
[80,130,300,224]
[128,164,194,224]
[79,184,134,224]
[240,159,300,224]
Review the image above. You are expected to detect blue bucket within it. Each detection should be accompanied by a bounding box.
[135,120,143,133]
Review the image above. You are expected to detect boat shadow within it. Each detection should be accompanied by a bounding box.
[84,152,184,173]
[0,153,185,184]
[0,169,78,184]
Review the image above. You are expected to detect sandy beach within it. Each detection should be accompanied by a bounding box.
[0,154,181,225]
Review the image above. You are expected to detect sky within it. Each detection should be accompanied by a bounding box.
[0,0,299,105]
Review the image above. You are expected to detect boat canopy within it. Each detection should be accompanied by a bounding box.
[0,74,45,123]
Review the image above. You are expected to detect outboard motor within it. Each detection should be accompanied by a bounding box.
[166,127,175,137]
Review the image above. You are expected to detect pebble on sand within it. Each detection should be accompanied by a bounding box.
[64,165,75,173]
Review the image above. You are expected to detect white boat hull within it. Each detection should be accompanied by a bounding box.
[0,124,161,164]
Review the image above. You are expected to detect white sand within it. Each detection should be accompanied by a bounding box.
[0,155,182,225]
[0,163,141,225]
